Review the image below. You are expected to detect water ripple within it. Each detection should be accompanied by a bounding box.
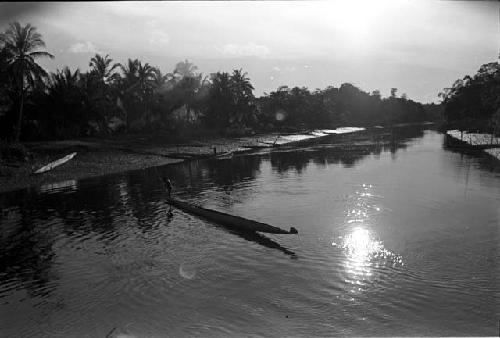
[0,130,498,336]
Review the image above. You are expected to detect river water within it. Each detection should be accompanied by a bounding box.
[0,128,498,337]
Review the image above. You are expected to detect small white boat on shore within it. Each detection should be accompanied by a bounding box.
[34,152,77,174]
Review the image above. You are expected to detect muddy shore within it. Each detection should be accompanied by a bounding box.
[0,130,348,194]
[0,124,432,194]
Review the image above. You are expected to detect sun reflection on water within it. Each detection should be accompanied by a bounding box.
[343,227,382,261]
[332,184,404,298]
[339,227,380,282]
[336,226,403,297]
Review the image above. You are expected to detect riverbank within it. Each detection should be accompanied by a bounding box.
[445,129,500,160]
[0,127,368,194]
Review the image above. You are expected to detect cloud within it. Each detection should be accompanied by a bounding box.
[8,1,496,103]
[273,66,296,72]
[148,28,170,45]
[216,42,270,57]
[68,41,99,54]
[147,20,170,45]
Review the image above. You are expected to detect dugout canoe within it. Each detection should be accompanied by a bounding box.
[34,152,77,174]
[167,198,298,234]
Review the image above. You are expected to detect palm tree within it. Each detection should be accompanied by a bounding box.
[0,48,10,85]
[117,59,139,130]
[89,53,119,84]
[45,67,85,138]
[119,58,139,93]
[173,59,198,78]
[118,59,139,79]
[151,68,166,88]
[230,69,255,127]
[118,59,158,129]
[136,62,158,123]
[88,54,120,132]
[51,67,80,88]
[0,48,15,138]
[206,72,232,128]
[230,69,254,99]
[120,59,157,108]
[164,60,199,89]
[136,62,157,99]
[48,67,83,119]
[0,22,54,141]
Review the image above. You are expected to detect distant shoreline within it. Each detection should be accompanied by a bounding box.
[0,123,437,195]
[0,128,354,194]
[444,130,500,161]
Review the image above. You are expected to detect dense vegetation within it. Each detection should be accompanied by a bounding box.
[259,85,429,131]
[1,22,434,142]
[440,61,500,134]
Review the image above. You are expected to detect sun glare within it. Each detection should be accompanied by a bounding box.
[343,227,382,260]
[324,0,407,48]
[332,184,405,295]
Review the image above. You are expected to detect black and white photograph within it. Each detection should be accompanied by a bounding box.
[0,1,499,337]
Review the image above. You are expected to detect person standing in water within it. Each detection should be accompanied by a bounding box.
[163,177,173,198]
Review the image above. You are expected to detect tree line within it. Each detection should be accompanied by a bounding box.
[1,22,432,142]
[259,84,429,131]
[440,61,500,134]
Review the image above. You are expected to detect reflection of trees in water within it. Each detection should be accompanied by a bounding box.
[270,150,310,174]
[156,126,427,193]
[123,175,163,230]
[0,126,429,298]
[0,204,59,299]
[0,154,254,302]
[207,156,262,187]
[386,125,425,146]
[442,140,500,174]
[270,126,426,173]
[203,156,261,208]
[0,154,264,299]
[153,156,263,207]
[0,175,164,299]
[171,156,262,189]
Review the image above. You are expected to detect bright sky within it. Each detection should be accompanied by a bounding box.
[1,1,498,102]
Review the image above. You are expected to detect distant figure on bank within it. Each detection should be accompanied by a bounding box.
[163,177,173,198]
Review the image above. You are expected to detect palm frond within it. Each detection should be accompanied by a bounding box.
[28,51,54,59]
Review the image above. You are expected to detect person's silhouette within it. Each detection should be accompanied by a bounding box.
[162,177,173,198]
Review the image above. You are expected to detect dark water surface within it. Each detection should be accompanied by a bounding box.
[0,128,499,337]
